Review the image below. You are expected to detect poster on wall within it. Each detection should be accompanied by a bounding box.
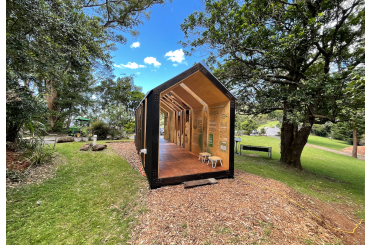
[220,141,228,152]
[208,134,213,147]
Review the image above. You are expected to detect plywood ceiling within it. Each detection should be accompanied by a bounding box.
[182,71,229,105]
[159,71,229,109]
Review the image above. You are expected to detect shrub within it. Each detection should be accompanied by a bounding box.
[18,137,54,166]
[109,129,121,139]
[311,124,328,137]
[91,121,110,140]
[241,119,258,135]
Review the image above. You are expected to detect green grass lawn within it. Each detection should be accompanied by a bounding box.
[236,136,365,218]
[257,120,279,129]
[307,135,351,151]
[6,140,147,244]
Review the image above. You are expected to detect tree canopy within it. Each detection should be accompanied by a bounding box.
[181,0,365,168]
[6,0,157,140]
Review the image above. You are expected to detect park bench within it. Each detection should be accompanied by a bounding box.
[240,144,272,158]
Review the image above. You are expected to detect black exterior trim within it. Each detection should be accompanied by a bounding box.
[135,62,236,189]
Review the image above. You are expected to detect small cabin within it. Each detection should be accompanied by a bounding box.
[135,62,235,189]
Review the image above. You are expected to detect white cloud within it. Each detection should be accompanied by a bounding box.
[130,42,140,48]
[173,64,178,67]
[114,62,145,69]
[136,72,140,75]
[165,49,185,63]
[144,57,161,67]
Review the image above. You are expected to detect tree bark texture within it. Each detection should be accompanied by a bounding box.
[352,127,358,158]
[45,80,58,131]
[280,107,314,169]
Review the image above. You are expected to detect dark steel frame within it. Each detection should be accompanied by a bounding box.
[135,62,236,189]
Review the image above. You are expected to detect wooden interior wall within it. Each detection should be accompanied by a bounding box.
[185,111,191,151]
[203,105,208,152]
[191,106,204,155]
[206,101,230,169]
[161,102,175,143]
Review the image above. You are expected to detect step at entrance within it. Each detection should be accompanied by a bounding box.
[184,178,218,188]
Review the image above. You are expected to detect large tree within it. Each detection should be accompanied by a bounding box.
[7,0,112,132]
[7,0,165,133]
[180,0,364,168]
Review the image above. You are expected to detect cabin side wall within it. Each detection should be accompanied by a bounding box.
[206,101,230,169]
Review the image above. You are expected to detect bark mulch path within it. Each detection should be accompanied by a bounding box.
[342,146,365,156]
[109,142,364,245]
[108,141,141,172]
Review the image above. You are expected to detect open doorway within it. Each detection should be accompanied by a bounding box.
[158,72,231,179]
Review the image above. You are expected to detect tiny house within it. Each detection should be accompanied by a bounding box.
[135,62,235,189]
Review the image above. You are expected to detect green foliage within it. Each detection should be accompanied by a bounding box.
[6,82,48,142]
[181,0,365,166]
[311,124,329,137]
[91,121,110,140]
[124,122,135,134]
[109,128,121,139]
[6,168,29,182]
[241,119,258,135]
[331,121,365,144]
[18,137,55,166]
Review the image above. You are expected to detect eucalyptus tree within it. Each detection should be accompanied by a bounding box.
[7,0,112,132]
[180,0,364,168]
[7,0,165,133]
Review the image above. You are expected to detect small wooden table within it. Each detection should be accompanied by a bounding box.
[198,152,211,163]
[208,156,223,168]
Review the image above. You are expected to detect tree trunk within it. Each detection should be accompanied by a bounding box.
[280,107,314,169]
[45,80,58,131]
[352,127,358,158]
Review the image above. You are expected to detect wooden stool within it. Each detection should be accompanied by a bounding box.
[208,156,223,168]
[199,152,211,163]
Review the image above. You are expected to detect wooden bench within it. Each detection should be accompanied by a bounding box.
[240,145,272,158]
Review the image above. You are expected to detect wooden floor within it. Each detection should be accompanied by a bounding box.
[158,137,228,178]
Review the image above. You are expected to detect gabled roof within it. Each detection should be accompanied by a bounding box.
[136,62,235,110]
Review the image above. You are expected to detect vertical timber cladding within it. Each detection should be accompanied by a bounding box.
[206,101,230,168]
[191,107,204,155]
[185,110,191,151]
[161,101,175,143]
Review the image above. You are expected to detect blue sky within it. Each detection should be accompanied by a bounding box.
[110,0,206,94]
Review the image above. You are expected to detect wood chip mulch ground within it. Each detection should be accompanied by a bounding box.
[342,146,365,156]
[110,142,365,245]
[108,142,141,172]
[6,152,66,189]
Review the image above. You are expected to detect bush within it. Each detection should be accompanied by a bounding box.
[311,124,328,137]
[18,137,54,166]
[91,121,110,140]
[124,122,135,134]
[109,129,121,139]
[241,119,258,135]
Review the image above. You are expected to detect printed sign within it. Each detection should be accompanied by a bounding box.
[220,141,228,152]
[208,134,213,147]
